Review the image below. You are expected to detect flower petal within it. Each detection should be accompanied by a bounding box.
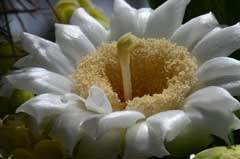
[75,129,124,159]
[16,93,79,130]
[135,8,153,37]
[50,104,93,153]
[185,86,240,111]
[192,23,240,63]
[184,86,240,142]
[171,12,218,50]
[147,110,190,142]
[85,86,112,114]
[70,8,108,47]
[55,24,95,64]
[14,55,41,68]
[97,111,145,138]
[124,122,153,159]
[197,57,240,82]
[146,110,190,158]
[144,0,190,38]
[110,0,137,40]
[20,33,75,75]
[6,67,72,94]
[197,57,240,96]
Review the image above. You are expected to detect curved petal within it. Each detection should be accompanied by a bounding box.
[135,8,153,37]
[85,86,112,114]
[55,24,95,64]
[124,122,153,159]
[197,57,240,96]
[16,93,80,130]
[70,8,108,47]
[20,32,75,75]
[197,57,240,82]
[110,0,137,40]
[14,55,41,68]
[97,111,145,138]
[145,110,190,158]
[75,129,124,159]
[147,110,190,142]
[184,86,240,142]
[144,0,190,38]
[192,23,240,63]
[50,104,95,153]
[6,67,72,94]
[171,12,218,50]
[184,86,240,111]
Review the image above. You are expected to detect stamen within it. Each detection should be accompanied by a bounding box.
[117,33,140,101]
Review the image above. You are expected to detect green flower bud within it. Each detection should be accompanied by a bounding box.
[9,148,32,159]
[55,0,79,24]
[194,146,240,159]
[32,140,64,159]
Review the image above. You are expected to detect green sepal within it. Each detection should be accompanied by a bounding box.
[194,146,240,159]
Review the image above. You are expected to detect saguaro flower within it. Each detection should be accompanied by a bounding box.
[2,0,240,158]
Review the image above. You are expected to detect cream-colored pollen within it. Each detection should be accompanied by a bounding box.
[72,38,198,117]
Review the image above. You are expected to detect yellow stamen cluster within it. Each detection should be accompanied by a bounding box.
[72,36,198,117]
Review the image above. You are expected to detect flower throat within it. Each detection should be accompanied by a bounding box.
[72,33,198,117]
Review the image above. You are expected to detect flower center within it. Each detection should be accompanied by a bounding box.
[72,34,198,117]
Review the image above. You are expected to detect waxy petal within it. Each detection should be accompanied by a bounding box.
[55,24,95,64]
[192,23,240,63]
[6,67,72,94]
[85,86,112,114]
[97,111,145,138]
[16,93,81,131]
[20,33,75,75]
[184,86,240,142]
[144,0,190,38]
[110,0,137,40]
[70,8,108,47]
[171,12,218,50]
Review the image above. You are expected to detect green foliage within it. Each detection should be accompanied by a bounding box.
[0,90,33,118]
[194,146,240,159]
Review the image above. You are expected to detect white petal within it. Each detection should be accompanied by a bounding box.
[16,93,80,130]
[75,129,124,159]
[197,57,240,82]
[135,8,153,37]
[144,0,190,38]
[197,57,240,96]
[20,33,75,75]
[124,122,153,159]
[55,24,95,64]
[146,110,190,157]
[14,55,41,68]
[185,86,240,111]
[184,86,240,142]
[171,12,218,50]
[6,67,72,94]
[110,0,137,40]
[85,86,112,114]
[70,8,108,47]
[50,104,95,153]
[147,110,190,142]
[97,111,145,138]
[192,23,240,63]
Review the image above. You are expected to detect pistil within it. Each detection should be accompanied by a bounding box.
[117,33,140,101]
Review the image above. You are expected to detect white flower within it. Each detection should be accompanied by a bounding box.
[1,0,240,158]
